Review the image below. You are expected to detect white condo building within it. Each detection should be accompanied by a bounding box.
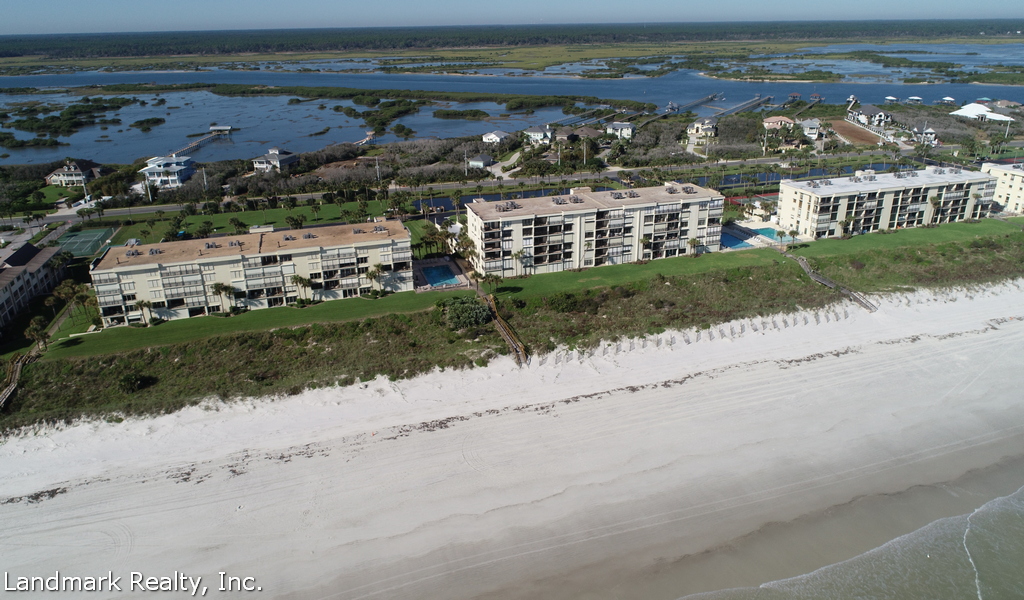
[778,167,996,238]
[465,184,724,278]
[981,162,1024,214]
[90,220,413,326]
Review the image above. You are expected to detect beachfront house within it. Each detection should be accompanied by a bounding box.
[89,219,413,327]
[464,184,724,278]
[482,131,511,144]
[981,162,1024,214]
[44,160,107,188]
[0,243,65,334]
[606,122,635,140]
[777,167,996,239]
[139,156,196,189]
[252,147,300,173]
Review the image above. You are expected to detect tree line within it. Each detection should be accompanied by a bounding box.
[2,21,1024,59]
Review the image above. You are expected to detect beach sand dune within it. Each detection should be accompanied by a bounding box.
[3,283,1024,599]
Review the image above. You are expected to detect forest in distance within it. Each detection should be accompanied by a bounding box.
[3,20,1024,59]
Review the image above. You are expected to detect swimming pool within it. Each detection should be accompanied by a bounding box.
[753,227,780,239]
[721,232,753,249]
[423,265,460,287]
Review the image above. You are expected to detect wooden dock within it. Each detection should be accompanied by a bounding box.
[168,127,233,157]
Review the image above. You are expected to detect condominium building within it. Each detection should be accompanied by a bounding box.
[0,244,64,334]
[90,219,413,326]
[778,167,996,238]
[981,162,1024,214]
[465,184,724,278]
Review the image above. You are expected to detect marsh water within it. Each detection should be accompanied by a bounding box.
[2,42,1024,165]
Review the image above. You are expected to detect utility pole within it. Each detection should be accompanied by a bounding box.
[464,149,468,177]
[375,156,381,185]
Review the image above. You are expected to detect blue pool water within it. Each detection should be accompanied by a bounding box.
[423,265,460,287]
[753,227,781,239]
[721,233,753,249]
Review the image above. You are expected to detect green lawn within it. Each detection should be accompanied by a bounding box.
[499,249,783,298]
[790,220,1022,258]
[39,185,72,203]
[42,289,473,359]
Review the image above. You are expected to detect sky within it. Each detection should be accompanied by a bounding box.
[0,0,1018,36]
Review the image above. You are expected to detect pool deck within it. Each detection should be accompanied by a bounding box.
[720,220,805,251]
[412,257,472,292]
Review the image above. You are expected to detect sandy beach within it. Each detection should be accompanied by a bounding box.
[3,281,1024,599]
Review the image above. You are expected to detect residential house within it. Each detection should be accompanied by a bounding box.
[465,184,724,278]
[763,116,795,130]
[950,103,1015,122]
[847,104,893,128]
[911,126,938,144]
[573,126,603,139]
[687,117,718,138]
[523,126,553,144]
[89,219,413,326]
[482,131,511,144]
[468,154,494,169]
[606,122,635,140]
[981,162,1024,213]
[252,147,300,173]
[44,160,107,188]
[0,244,64,333]
[798,118,822,140]
[139,155,196,189]
[555,127,577,143]
[778,167,995,239]
[993,100,1022,109]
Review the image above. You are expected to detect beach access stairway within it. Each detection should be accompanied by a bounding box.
[782,251,878,312]
[0,353,32,410]
[484,294,529,367]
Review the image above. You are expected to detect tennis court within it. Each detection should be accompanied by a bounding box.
[58,228,114,256]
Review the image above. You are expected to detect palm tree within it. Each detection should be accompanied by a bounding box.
[25,316,50,351]
[450,189,463,220]
[310,203,321,221]
[688,237,701,257]
[929,195,943,224]
[290,275,311,301]
[511,249,525,276]
[210,283,237,312]
[837,219,850,237]
[135,299,152,324]
[788,229,799,242]
[366,263,385,291]
[45,296,57,319]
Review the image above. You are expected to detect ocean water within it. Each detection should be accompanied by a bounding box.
[681,484,1024,600]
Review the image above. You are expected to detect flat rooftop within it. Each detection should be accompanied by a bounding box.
[94,220,409,272]
[467,184,723,221]
[982,162,1024,175]
[781,167,994,196]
